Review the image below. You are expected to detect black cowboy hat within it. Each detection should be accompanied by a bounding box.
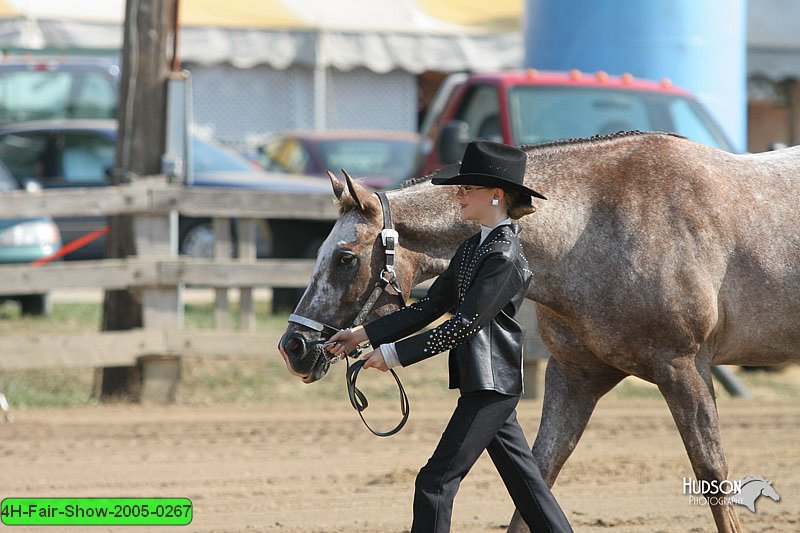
[431,140,546,200]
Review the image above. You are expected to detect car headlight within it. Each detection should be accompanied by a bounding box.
[0,221,62,248]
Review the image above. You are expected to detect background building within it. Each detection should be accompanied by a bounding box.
[0,0,798,152]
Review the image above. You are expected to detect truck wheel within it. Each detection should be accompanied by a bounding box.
[179,219,216,258]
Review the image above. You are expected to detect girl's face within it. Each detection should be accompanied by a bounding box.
[455,185,500,222]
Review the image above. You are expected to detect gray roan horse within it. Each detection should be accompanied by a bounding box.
[278,131,800,532]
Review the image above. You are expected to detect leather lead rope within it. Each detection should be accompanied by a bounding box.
[345,190,409,437]
[345,355,410,437]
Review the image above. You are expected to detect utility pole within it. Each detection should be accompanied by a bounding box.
[97,0,178,400]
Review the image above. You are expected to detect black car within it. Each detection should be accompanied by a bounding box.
[0,120,333,260]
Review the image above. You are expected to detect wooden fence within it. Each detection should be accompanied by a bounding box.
[0,180,749,401]
[0,178,347,401]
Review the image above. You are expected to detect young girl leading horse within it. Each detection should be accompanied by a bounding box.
[325,141,573,533]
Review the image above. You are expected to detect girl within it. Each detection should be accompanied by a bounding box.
[325,140,573,533]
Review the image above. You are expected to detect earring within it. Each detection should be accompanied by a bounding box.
[491,197,499,206]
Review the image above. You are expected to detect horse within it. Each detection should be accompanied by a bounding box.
[731,476,781,513]
[278,131,800,532]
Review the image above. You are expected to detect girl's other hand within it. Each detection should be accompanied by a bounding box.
[361,349,388,372]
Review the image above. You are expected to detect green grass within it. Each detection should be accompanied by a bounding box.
[0,300,453,408]
[1,301,799,408]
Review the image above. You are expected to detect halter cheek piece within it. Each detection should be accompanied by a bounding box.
[286,191,410,437]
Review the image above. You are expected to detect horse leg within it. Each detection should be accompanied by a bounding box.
[507,356,626,533]
[657,355,742,533]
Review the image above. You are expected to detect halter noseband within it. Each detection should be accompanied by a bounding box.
[285,191,410,436]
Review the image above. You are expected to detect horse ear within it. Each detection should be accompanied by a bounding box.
[327,170,345,200]
[342,168,368,212]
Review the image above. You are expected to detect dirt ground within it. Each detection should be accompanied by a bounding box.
[1,395,798,533]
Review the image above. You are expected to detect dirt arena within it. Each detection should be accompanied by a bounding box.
[1,393,798,533]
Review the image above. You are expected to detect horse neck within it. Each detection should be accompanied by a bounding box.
[386,181,476,284]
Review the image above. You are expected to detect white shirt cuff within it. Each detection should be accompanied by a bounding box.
[379,342,401,369]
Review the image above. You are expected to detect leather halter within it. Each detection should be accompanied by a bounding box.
[286,191,410,437]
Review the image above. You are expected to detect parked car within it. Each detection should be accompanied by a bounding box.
[0,56,119,125]
[256,130,420,190]
[0,160,62,315]
[0,120,333,261]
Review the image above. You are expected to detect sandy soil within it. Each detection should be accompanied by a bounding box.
[1,396,798,533]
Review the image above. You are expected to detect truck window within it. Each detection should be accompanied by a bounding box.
[454,85,502,142]
[509,87,650,144]
[508,86,732,151]
[668,98,719,148]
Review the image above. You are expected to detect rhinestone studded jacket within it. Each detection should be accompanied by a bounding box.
[363,223,533,395]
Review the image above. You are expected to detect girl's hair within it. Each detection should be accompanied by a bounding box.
[503,189,537,219]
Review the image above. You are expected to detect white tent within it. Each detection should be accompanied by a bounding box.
[0,0,523,142]
[0,0,523,71]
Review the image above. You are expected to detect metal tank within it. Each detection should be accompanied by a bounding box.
[524,0,746,152]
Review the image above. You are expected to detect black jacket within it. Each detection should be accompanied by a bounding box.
[363,223,533,395]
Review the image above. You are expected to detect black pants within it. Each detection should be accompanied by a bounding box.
[411,390,573,533]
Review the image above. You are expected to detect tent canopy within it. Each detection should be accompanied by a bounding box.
[0,0,524,72]
[4,0,798,79]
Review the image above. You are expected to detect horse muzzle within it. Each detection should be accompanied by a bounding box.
[278,330,331,383]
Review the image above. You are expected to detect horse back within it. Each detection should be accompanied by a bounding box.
[522,134,800,367]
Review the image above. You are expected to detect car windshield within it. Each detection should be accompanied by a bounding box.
[0,70,117,124]
[316,139,418,181]
[508,86,734,151]
[191,138,253,173]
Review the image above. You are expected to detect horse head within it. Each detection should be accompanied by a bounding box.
[759,479,780,503]
[732,476,781,513]
[278,169,417,383]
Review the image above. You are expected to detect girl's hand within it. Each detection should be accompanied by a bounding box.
[324,325,368,358]
[361,348,389,372]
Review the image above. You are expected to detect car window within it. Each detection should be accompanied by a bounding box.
[0,131,52,184]
[0,130,113,186]
[0,70,117,123]
[61,132,115,184]
[259,138,309,174]
[0,161,17,192]
[317,139,418,181]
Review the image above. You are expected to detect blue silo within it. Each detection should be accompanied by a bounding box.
[524,0,746,152]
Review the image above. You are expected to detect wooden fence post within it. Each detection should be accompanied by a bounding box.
[518,299,549,399]
[213,217,232,329]
[237,218,257,331]
[134,210,182,404]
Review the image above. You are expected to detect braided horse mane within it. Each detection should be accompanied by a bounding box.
[397,130,684,189]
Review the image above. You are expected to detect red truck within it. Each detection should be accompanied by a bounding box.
[416,69,735,175]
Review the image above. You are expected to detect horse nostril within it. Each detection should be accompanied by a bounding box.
[283,333,306,359]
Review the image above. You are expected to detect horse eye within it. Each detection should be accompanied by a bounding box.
[339,252,356,265]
